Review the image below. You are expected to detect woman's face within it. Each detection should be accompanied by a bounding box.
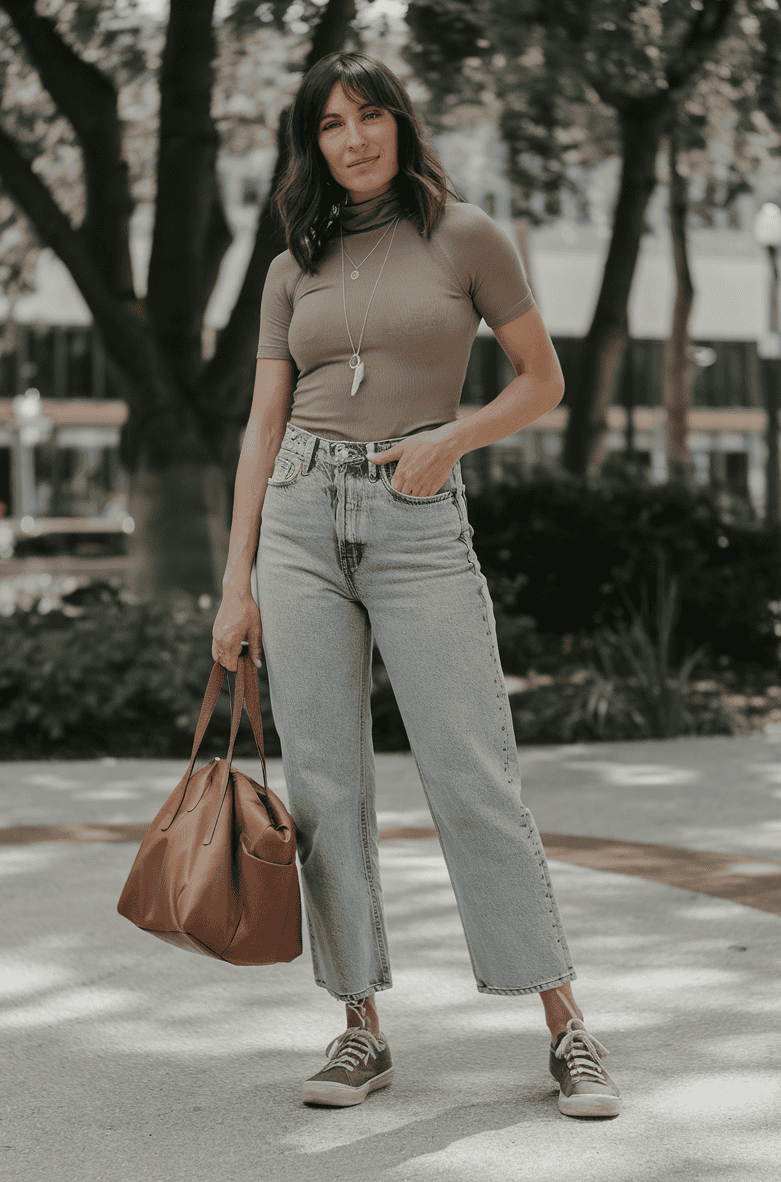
[317,81,398,204]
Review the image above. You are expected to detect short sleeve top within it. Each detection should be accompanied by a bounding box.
[256,194,535,441]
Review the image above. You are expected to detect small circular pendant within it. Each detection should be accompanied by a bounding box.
[350,270,360,280]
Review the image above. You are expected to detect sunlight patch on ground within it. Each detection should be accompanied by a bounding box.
[644,1071,781,1119]
[73,787,140,801]
[747,762,781,783]
[377,810,434,828]
[564,762,700,787]
[16,772,81,790]
[726,861,781,875]
[278,1101,440,1158]
[0,843,68,877]
[0,985,134,1030]
[672,895,776,920]
[433,1008,542,1035]
[0,958,66,999]
[383,1130,632,1182]
[599,967,745,1006]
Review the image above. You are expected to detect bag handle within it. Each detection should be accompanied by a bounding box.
[160,643,268,831]
[238,643,268,787]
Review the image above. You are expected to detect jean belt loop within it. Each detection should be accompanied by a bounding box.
[302,436,318,474]
[366,440,379,481]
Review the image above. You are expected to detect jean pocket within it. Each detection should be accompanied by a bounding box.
[378,458,457,504]
[268,448,303,487]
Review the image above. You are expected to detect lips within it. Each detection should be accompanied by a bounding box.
[347,156,378,167]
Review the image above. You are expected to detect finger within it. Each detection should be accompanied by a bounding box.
[368,446,398,464]
[247,639,263,668]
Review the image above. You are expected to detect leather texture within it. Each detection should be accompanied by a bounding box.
[117,649,302,965]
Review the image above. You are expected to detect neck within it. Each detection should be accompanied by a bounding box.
[340,180,403,235]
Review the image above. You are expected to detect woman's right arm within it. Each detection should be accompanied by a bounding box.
[212,358,295,668]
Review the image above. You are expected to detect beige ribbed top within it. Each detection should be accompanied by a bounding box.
[256,183,535,442]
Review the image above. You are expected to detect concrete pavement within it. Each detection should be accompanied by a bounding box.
[1,735,779,1182]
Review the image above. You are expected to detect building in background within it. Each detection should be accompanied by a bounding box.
[0,127,778,531]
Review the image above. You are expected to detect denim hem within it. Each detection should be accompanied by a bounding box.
[315,978,394,1004]
[476,969,577,997]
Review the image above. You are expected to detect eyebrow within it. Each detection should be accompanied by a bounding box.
[320,102,379,123]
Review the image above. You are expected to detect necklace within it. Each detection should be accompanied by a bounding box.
[342,218,398,279]
[341,216,400,397]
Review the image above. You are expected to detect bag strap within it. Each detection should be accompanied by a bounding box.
[238,644,269,791]
[160,661,225,832]
[160,644,268,831]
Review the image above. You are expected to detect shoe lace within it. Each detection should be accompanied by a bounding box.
[323,1028,385,1073]
[555,1019,610,1083]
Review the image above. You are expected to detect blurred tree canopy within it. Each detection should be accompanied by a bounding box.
[406,0,781,476]
[0,0,360,595]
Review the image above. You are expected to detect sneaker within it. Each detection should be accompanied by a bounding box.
[302,1028,394,1107]
[549,1018,621,1117]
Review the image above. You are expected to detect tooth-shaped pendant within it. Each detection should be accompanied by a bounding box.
[350,359,365,397]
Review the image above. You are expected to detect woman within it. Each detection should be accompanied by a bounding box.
[212,51,621,1119]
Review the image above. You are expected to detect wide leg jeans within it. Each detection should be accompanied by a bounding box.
[253,422,576,1003]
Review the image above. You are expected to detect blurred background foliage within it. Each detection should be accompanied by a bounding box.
[3,467,781,756]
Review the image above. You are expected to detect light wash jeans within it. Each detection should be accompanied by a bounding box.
[252,422,576,1003]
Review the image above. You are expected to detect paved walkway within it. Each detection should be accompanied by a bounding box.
[1,735,779,1181]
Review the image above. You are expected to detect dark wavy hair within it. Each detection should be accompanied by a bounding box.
[275,52,460,274]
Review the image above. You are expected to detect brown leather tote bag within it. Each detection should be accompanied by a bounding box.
[117,647,302,965]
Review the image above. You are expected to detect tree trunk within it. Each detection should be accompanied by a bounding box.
[126,454,229,602]
[562,104,666,477]
[763,245,781,526]
[663,125,696,483]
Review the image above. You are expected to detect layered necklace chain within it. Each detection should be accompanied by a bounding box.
[340,216,400,397]
[342,216,397,279]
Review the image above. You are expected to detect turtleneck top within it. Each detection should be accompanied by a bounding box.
[256,182,535,441]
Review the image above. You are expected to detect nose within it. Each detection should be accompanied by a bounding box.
[345,117,366,147]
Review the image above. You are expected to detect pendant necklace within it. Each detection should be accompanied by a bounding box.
[341,216,400,397]
[342,217,398,279]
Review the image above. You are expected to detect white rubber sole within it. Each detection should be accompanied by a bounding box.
[557,1090,621,1118]
[302,1066,394,1107]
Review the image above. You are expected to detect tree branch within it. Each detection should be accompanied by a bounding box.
[0,0,135,300]
[145,0,228,390]
[200,172,234,327]
[0,121,183,430]
[666,0,737,94]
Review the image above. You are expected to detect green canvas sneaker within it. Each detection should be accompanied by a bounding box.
[549,1018,621,1117]
[302,1027,394,1107]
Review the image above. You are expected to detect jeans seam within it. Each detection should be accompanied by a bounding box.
[407,750,484,986]
[314,979,394,1003]
[476,971,578,996]
[453,483,574,973]
[378,460,456,504]
[357,611,392,985]
[455,492,511,785]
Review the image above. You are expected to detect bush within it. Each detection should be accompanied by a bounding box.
[0,576,282,760]
[0,574,412,758]
[467,465,781,669]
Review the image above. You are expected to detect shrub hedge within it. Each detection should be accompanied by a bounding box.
[466,465,781,669]
[2,467,780,757]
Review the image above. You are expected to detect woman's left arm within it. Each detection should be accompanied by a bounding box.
[439,303,565,460]
[368,304,565,497]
